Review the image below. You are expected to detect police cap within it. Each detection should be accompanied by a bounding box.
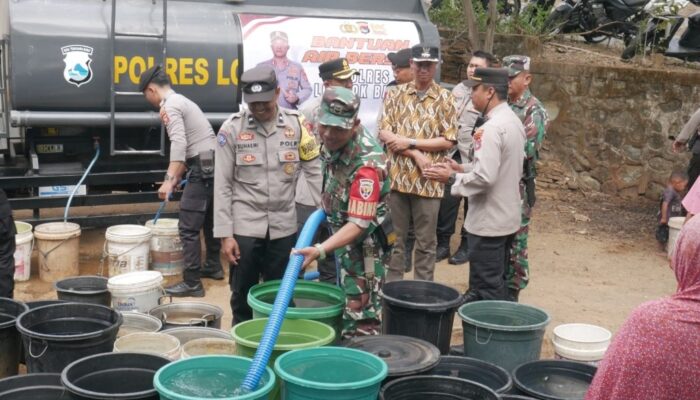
[318,58,359,81]
[462,67,509,88]
[410,43,440,63]
[387,48,411,68]
[270,31,288,43]
[241,65,278,103]
[138,64,167,92]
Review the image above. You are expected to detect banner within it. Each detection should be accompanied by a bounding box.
[240,14,421,133]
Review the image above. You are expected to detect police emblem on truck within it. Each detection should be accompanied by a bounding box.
[61,45,94,87]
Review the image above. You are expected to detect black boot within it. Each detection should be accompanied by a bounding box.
[164,281,205,297]
[448,239,469,265]
[201,254,224,280]
[461,289,481,304]
[436,241,450,262]
[508,288,520,302]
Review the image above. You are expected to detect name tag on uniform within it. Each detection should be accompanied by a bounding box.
[278,150,299,163]
[236,152,263,165]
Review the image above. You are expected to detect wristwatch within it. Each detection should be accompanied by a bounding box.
[409,139,417,149]
[446,172,456,186]
[163,173,175,182]
[314,243,327,260]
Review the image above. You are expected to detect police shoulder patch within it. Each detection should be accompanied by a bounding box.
[217,132,227,147]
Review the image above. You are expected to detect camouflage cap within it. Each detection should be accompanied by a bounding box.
[319,87,360,129]
[502,55,531,77]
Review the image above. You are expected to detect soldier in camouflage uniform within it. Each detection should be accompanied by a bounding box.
[294,87,391,339]
[503,55,549,302]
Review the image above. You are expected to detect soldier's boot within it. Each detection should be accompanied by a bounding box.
[460,289,481,304]
[508,288,520,302]
[448,238,469,265]
[201,254,224,280]
[436,237,450,262]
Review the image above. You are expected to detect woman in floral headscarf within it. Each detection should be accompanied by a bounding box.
[586,215,700,400]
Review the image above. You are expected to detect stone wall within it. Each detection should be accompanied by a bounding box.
[440,32,699,199]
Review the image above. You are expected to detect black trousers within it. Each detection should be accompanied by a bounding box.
[230,232,296,325]
[0,213,15,299]
[436,152,468,247]
[178,174,221,285]
[688,152,700,189]
[296,203,336,284]
[466,232,514,300]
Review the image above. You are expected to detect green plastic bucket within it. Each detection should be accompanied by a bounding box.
[248,280,344,340]
[231,318,335,400]
[153,355,274,400]
[274,347,387,400]
[459,301,551,373]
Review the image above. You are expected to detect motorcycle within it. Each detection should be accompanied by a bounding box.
[542,0,650,44]
[621,0,700,60]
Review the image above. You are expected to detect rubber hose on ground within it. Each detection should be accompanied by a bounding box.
[240,209,327,392]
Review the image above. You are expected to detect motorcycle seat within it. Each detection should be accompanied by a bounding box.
[621,0,648,8]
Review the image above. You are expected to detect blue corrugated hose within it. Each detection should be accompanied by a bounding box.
[240,209,327,392]
[153,179,187,225]
[64,143,100,223]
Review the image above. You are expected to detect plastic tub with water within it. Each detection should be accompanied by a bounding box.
[113,332,181,361]
[13,221,33,282]
[379,375,500,400]
[422,355,513,393]
[274,346,387,400]
[154,355,275,400]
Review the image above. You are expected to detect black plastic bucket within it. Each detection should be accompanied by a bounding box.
[513,360,597,400]
[55,276,111,306]
[381,280,462,354]
[0,373,77,399]
[0,298,29,378]
[423,356,513,394]
[16,303,122,373]
[379,375,500,400]
[501,396,538,400]
[62,352,170,400]
[20,300,69,365]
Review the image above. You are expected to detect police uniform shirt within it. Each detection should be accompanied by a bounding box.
[213,109,322,240]
[451,102,526,237]
[451,82,481,161]
[160,91,216,162]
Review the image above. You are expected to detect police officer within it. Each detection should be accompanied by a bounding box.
[258,31,312,109]
[294,87,391,339]
[503,55,549,302]
[0,188,15,298]
[439,50,499,266]
[424,68,525,302]
[139,65,223,297]
[214,65,322,325]
[297,57,359,284]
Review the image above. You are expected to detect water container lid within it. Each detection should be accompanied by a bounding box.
[345,334,440,376]
[108,270,163,288]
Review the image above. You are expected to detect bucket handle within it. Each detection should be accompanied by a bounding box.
[99,238,150,276]
[37,237,72,272]
[474,326,493,345]
[28,339,49,359]
[189,317,209,327]
[190,314,216,327]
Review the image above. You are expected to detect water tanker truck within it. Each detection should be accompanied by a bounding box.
[0,0,439,225]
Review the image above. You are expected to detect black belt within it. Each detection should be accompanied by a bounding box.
[186,155,200,168]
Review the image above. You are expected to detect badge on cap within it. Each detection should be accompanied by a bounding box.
[330,101,346,115]
[421,47,431,58]
[251,84,263,93]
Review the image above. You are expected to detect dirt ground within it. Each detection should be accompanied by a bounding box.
[13,185,676,358]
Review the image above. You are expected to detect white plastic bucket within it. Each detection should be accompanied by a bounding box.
[181,337,237,359]
[145,219,184,276]
[552,323,611,365]
[668,216,685,259]
[108,270,163,312]
[34,222,81,283]
[105,224,152,276]
[113,332,181,360]
[13,221,33,282]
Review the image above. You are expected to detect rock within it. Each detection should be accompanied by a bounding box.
[574,213,591,222]
[578,174,601,192]
[567,179,579,190]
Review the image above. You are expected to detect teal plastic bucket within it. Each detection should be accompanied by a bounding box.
[459,301,551,373]
[248,280,344,340]
[153,355,274,400]
[232,318,336,400]
[274,347,387,400]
